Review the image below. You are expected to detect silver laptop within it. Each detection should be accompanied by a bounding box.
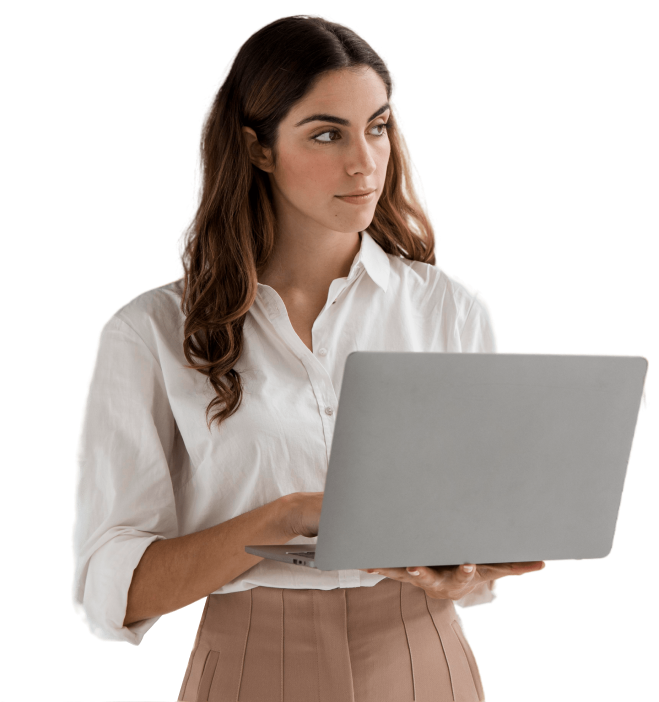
[246,352,647,570]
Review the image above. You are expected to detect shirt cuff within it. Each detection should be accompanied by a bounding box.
[454,579,496,608]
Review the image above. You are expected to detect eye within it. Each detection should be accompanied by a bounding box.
[311,121,390,145]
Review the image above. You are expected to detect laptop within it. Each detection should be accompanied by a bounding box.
[245,352,648,570]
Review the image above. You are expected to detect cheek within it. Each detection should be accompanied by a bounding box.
[296,154,337,194]
[378,142,391,177]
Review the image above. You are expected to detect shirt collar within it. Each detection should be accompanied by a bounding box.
[348,230,391,292]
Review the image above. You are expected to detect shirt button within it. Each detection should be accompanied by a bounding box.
[318,348,328,356]
[324,407,334,416]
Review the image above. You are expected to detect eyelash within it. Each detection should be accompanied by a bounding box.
[311,122,391,145]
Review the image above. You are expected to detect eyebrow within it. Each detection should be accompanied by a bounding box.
[294,102,390,128]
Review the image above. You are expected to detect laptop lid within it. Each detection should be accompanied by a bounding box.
[313,353,647,571]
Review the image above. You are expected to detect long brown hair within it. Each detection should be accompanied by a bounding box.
[180,14,436,432]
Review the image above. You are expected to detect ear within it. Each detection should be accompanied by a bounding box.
[242,126,275,173]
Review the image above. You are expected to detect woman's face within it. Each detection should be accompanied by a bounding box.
[244,66,391,238]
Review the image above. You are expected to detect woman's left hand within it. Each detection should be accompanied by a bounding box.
[359,561,545,600]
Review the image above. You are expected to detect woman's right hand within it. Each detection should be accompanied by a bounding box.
[281,491,324,538]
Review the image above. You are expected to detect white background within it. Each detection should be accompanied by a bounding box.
[498,584,659,702]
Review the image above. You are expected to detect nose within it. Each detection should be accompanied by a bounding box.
[345,134,378,177]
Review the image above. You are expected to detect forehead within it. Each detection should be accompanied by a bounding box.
[286,67,388,121]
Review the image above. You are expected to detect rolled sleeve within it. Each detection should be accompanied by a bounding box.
[455,579,496,608]
[73,314,179,644]
[458,292,497,354]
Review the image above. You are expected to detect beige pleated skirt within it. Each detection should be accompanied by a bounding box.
[178,577,485,702]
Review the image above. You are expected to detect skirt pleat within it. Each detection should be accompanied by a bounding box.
[179,577,485,702]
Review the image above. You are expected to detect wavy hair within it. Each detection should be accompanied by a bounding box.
[180,14,436,432]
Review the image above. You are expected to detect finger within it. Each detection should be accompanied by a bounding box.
[427,564,477,598]
[414,564,475,590]
[359,569,396,577]
[480,561,544,569]
[478,561,545,579]
[497,561,545,573]
[404,565,451,591]
[392,566,431,581]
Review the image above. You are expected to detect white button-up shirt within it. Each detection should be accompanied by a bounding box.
[73,230,497,645]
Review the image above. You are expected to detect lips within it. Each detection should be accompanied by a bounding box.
[338,190,375,197]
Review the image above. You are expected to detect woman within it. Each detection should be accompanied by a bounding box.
[73,14,544,702]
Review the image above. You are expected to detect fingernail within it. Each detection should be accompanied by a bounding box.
[407,568,420,576]
[463,565,474,573]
